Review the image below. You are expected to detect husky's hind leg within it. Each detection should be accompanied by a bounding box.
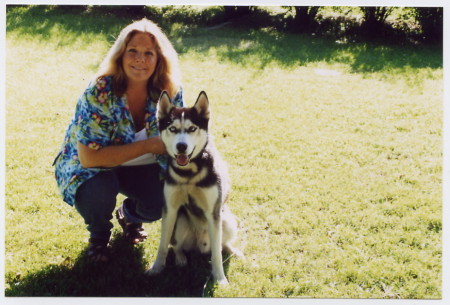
[221,208,244,257]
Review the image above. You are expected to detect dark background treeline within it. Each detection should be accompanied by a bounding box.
[7,5,443,45]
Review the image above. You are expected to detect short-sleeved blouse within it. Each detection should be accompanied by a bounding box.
[53,76,184,206]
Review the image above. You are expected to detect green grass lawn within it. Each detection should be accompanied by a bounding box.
[4,6,443,298]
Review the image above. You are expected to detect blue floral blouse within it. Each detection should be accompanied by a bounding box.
[54,76,184,206]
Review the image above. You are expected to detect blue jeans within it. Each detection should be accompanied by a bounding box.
[74,164,164,241]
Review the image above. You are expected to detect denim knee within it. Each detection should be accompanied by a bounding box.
[117,164,164,223]
[122,197,163,223]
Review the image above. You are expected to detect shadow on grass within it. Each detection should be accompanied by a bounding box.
[5,233,232,297]
[6,5,443,74]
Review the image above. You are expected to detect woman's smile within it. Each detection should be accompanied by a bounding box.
[131,65,147,72]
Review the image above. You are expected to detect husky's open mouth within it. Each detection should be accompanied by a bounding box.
[175,147,195,166]
[175,154,189,166]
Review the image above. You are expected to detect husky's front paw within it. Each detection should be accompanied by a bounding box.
[145,261,165,276]
[215,276,229,286]
[212,269,229,285]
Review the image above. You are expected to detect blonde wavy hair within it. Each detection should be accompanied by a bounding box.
[96,18,181,99]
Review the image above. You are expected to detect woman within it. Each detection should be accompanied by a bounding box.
[53,18,184,262]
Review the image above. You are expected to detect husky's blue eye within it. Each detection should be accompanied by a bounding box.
[188,126,197,133]
[169,126,177,133]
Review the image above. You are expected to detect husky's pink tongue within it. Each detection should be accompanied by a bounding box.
[176,154,189,166]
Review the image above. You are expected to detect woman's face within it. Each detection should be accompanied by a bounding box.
[122,32,158,85]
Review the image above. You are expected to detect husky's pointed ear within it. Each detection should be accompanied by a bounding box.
[157,90,174,120]
[194,91,210,119]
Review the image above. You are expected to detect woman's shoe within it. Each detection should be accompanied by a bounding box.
[87,237,110,262]
[116,204,148,244]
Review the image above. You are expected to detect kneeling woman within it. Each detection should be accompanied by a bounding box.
[54,18,184,262]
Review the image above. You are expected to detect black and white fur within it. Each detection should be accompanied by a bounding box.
[146,91,242,285]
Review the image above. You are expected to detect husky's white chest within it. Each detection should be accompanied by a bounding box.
[164,176,220,213]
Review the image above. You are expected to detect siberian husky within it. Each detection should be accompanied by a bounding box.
[146,91,242,285]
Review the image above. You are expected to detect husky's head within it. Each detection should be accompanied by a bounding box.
[157,91,210,167]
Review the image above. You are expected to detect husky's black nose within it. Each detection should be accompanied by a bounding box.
[176,142,188,153]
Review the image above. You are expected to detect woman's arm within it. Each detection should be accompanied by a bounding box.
[78,137,166,168]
